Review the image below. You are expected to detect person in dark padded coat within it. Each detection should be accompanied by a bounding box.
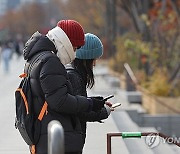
[66,33,114,153]
[22,20,106,154]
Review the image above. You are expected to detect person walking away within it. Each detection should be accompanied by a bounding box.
[1,42,12,73]
[66,33,113,153]
[0,41,2,64]
[22,20,107,154]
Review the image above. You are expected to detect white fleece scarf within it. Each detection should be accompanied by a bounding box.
[46,26,75,65]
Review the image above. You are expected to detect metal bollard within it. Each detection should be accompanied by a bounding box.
[48,120,64,154]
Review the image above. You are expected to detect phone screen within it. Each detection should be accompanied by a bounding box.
[103,95,114,101]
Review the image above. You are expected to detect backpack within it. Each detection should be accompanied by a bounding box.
[15,53,48,154]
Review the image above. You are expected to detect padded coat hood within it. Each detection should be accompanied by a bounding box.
[23,31,56,60]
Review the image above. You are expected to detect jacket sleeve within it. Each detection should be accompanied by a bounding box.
[39,56,91,114]
[78,107,109,122]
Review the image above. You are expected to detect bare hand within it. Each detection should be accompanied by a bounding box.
[105,102,114,111]
[105,101,112,107]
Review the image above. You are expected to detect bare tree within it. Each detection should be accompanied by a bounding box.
[118,0,151,41]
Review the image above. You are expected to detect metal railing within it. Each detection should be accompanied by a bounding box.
[48,120,64,154]
[107,132,180,154]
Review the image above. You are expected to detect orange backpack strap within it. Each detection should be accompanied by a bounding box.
[30,145,36,154]
[16,88,29,114]
[30,102,48,154]
[38,101,48,121]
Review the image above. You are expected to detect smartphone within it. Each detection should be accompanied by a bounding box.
[112,103,121,108]
[103,95,114,101]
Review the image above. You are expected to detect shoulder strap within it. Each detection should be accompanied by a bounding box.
[38,101,48,120]
[27,52,49,119]
[20,52,48,120]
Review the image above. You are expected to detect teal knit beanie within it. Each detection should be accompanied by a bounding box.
[76,33,103,59]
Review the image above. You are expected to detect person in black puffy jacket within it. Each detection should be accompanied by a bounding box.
[66,33,113,153]
[22,20,106,154]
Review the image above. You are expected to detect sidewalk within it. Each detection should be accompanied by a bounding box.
[0,56,29,154]
[83,64,130,154]
[83,114,129,154]
[83,62,179,154]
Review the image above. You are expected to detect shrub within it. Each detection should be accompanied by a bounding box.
[141,69,170,96]
[108,32,180,97]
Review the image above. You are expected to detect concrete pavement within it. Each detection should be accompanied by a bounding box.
[0,56,29,153]
[83,63,179,154]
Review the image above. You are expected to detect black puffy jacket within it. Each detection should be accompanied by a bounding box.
[23,32,91,152]
[66,65,109,148]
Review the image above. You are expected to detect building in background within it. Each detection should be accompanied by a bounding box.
[21,0,49,4]
[0,0,49,16]
[0,0,7,16]
[7,0,20,9]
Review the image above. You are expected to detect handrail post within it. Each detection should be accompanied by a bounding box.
[107,134,111,154]
[48,120,64,154]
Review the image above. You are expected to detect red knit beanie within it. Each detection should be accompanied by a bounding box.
[57,20,85,47]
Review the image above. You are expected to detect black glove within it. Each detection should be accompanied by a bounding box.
[91,96,103,100]
[91,97,105,112]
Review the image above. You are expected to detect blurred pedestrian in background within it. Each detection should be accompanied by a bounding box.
[1,42,12,73]
[13,35,24,58]
[0,41,2,64]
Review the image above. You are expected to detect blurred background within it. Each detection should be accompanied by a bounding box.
[0,0,180,98]
[0,0,180,153]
